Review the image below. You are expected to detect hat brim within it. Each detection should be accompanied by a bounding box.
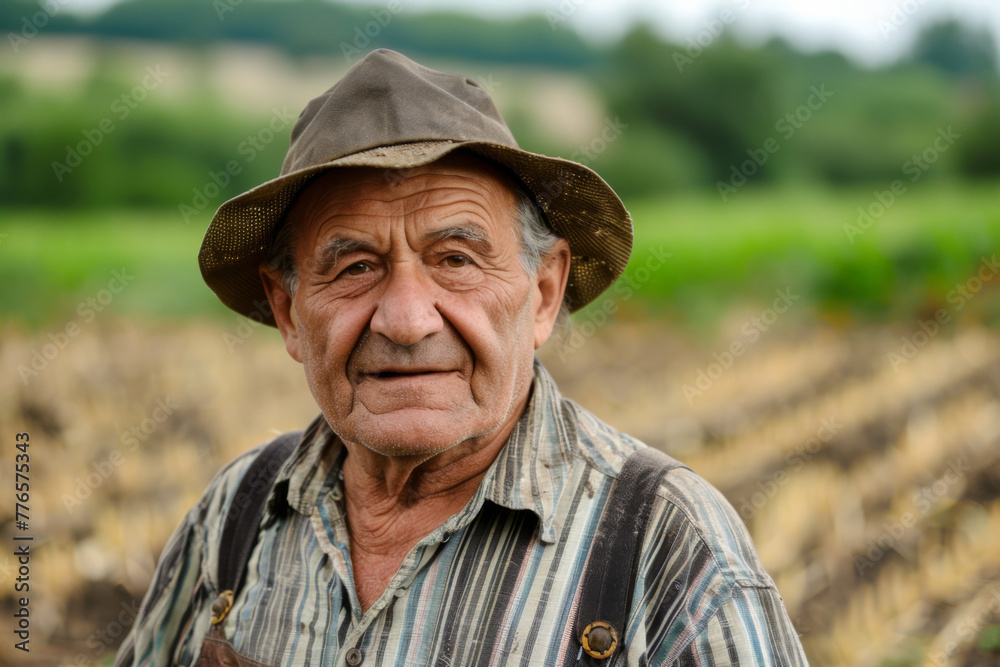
[198,140,633,326]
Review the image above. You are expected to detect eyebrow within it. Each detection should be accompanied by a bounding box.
[313,224,494,274]
[314,238,372,275]
[423,224,493,254]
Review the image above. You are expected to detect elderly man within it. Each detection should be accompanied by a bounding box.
[116,50,807,666]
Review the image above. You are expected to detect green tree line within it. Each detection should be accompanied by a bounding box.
[2,0,999,209]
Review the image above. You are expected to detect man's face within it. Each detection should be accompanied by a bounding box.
[262,154,567,459]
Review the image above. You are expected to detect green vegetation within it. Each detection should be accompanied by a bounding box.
[5,183,998,329]
[0,73,291,210]
[619,182,1000,327]
[0,209,229,326]
[979,625,1000,652]
[2,4,999,206]
[2,2,998,330]
[0,0,597,66]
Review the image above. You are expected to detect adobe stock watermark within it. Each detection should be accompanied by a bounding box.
[878,0,928,41]
[546,0,587,30]
[556,247,672,361]
[178,107,296,224]
[886,309,951,372]
[924,585,1000,667]
[51,66,170,182]
[214,0,244,20]
[738,416,842,520]
[62,397,179,513]
[854,455,971,576]
[223,298,274,352]
[569,116,628,165]
[66,599,141,665]
[17,269,135,385]
[886,254,998,371]
[471,72,503,97]
[682,287,800,402]
[717,85,833,201]
[535,116,628,208]
[672,0,752,73]
[7,0,71,53]
[842,125,960,243]
[340,0,406,63]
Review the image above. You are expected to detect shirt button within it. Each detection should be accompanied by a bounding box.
[346,648,363,665]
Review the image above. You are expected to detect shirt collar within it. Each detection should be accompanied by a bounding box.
[273,359,574,544]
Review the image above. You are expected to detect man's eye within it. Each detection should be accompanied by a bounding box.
[344,262,370,276]
[443,255,470,268]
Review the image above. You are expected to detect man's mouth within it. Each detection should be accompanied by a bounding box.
[366,369,453,379]
[373,370,438,378]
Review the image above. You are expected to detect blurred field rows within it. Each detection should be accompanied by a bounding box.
[2,319,1000,665]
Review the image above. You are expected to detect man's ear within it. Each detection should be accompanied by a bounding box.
[259,265,302,363]
[533,238,571,349]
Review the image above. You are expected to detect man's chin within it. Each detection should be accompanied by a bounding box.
[352,371,470,413]
[338,410,485,459]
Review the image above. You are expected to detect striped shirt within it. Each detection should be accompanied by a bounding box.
[116,360,808,666]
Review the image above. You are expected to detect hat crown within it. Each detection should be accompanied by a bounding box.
[282,49,518,175]
[201,49,632,325]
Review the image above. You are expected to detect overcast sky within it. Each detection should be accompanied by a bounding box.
[72,0,1000,67]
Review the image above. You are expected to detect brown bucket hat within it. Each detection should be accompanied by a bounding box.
[199,49,632,325]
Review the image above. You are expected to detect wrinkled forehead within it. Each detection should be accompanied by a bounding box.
[284,151,523,242]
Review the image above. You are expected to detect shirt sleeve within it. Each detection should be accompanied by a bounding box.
[114,449,261,667]
[665,584,809,666]
[113,505,207,667]
[632,467,810,666]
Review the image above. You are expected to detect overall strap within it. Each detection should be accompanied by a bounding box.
[574,447,687,666]
[211,431,301,625]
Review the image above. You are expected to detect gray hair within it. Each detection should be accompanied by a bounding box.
[265,187,571,328]
[511,188,572,329]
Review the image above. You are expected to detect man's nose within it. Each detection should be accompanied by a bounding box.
[369,262,444,346]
